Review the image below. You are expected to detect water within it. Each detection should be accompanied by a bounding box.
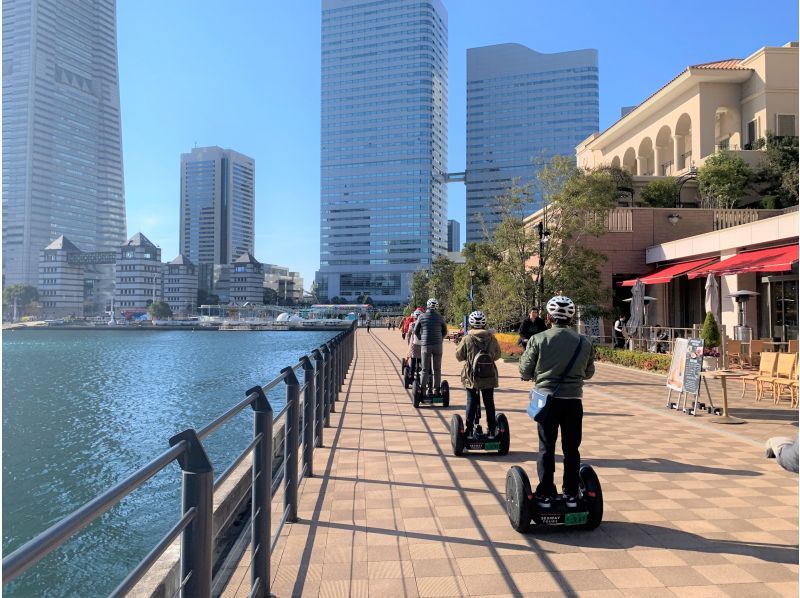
[2,329,335,597]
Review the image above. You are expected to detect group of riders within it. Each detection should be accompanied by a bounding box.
[397,295,595,509]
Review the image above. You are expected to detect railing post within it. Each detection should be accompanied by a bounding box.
[320,344,332,426]
[311,349,325,444]
[325,342,336,414]
[282,366,300,522]
[168,429,213,598]
[247,385,273,598]
[300,357,315,478]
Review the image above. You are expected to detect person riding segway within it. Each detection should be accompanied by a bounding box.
[401,309,423,388]
[505,295,602,532]
[412,298,449,407]
[451,310,509,456]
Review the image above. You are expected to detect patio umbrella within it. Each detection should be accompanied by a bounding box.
[705,273,720,324]
[626,279,645,338]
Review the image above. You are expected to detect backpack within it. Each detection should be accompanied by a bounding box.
[471,348,495,381]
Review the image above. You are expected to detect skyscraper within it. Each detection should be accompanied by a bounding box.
[3,0,127,289]
[465,44,599,243]
[447,219,460,252]
[318,0,448,303]
[179,146,256,291]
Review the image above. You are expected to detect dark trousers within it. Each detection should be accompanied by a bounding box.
[536,398,583,496]
[466,387,495,431]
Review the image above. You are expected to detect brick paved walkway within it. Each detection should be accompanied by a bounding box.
[223,329,798,597]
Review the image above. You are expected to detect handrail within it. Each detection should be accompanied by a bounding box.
[3,321,357,598]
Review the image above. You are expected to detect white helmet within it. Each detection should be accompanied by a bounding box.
[426,298,439,311]
[413,309,423,318]
[468,310,487,329]
[546,295,575,321]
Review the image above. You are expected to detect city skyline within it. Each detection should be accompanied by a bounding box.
[113,1,797,291]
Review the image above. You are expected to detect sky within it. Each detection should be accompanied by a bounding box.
[117,0,798,290]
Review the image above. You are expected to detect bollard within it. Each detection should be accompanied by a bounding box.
[311,349,324,444]
[169,429,213,598]
[300,357,315,477]
[247,386,273,597]
[281,367,300,522]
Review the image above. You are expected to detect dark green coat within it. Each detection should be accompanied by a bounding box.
[519,324,595,397]
[455,329,501,389]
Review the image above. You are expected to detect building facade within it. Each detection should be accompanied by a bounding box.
[3,0,127,292]
[466,44,599,242]
[163,255,198,317]
[576,43,798,179]
[180,146,256,292]
[447,219,460,252]
[263,264,304,304]
[227,252,264,305]
[39,236,85,319]
[317,0,448,303]
[114,233,162,313]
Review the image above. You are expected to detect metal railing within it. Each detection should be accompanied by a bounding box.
[2,322,357,598]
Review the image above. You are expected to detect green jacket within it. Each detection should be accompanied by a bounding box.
[455,329,501,389]
[519,324,595,398]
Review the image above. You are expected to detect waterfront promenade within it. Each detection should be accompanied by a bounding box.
[222,329,798,597]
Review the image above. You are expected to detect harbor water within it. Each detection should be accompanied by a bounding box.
[2,329,336,597]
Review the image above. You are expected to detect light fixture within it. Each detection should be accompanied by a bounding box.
[469,267,476,278]
[667,213,682,225]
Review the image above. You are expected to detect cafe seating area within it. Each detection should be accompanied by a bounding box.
[736,350,799,408]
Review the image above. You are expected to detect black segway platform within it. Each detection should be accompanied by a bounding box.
[450,411,509,456]
[401,357,417,389]
[505,464,603,533]
[412,378,450,408]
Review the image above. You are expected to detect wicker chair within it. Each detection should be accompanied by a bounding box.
[757,353,796,402]
[771,354,799,406]
[726,339,745,368]
[789,339,799,354]
[741,352,777,399]
[748,340,767,367]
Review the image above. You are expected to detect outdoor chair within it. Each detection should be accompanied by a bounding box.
[726,339,745,368]
[756,353,796,403]
[740,352,777,399]
[789,340,799,354]
[748,340,767,367]
[771,354,799,406]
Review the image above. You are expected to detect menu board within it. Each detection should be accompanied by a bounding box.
[683,338,705,395]
[666,338,688,392]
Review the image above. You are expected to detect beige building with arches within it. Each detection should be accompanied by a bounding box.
[577,42,798,181]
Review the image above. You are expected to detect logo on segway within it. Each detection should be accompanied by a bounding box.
[539,514,562,525]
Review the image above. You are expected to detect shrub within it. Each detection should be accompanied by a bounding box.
[700,312,721,349]
[496,332,523,358]
[594,345,673,373]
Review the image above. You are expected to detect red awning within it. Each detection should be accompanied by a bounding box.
[620,258,716,287]
[688,244,799,278]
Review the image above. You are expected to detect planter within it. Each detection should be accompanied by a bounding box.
[702,356,719,371]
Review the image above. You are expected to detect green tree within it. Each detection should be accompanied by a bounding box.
[263,287,279,305]
[409,268,429,308]
[754,133,799,208]
[197,288,220,306]
[594,164,635,203]
[697,151,753,209]
[640,177,678,208]
[147,301,173,320]
[700,312,721,349]
[428,254,457,322]
[3,284,39,318]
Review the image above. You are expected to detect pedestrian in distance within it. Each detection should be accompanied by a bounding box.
[518,307,547,349]
[612,314,627,349]
[519,295,595,509]
[456,310,501,438]
[413,298,448,397]
[366,318,371,333]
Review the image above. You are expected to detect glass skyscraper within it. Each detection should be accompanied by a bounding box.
[318,0,448,303]
[466,44,599,243]
[3,0,127,287]
[179,146,256,292]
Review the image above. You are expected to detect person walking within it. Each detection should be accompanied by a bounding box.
[519,295,595,509]
[456,310,501,438]
[612,315,627,349]
[518,307,547,349]
[414,298,448,396]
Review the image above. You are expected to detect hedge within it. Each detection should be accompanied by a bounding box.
[594,345,672,373]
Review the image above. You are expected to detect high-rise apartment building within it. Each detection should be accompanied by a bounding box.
[447,219,460,252]
[179,146,256,292]
[3,0,127,291]
[318,0,448,303]
[465,44,599,242]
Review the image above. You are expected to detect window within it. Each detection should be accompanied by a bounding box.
[746,120,757,147]
[776,114,796,137]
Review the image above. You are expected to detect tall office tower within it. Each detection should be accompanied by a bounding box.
[465,44,599,243]
[318,0,448,303]
[447,219,460,252]
[3,0,127,291]
[179,146,256,292]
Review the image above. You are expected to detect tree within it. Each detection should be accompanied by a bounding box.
[697,151,753,209]
[197,288,219,306]
[409,269,429,308]
[640,177,678,208]
[594,164,635,203]
[428,255,457,322]
[147,301,173,320]
[754,133,799,208]
[700,312,721,349]
[3,284,39,318]
[263,287,278,305]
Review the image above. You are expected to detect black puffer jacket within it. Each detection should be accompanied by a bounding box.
[413,310,447,347]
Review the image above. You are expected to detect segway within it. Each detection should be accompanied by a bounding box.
[505,464,603,533]
[412,368,450,408]
[450,403,509,456]
[400,357,417,389]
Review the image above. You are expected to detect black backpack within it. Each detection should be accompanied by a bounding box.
[471,347,495,381]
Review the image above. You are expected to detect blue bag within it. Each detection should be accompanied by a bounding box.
[526,337,585,424]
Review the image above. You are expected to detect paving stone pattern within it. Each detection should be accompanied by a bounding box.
[223,329,798,597]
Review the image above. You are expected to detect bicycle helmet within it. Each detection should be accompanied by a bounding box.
[546,295,576,321]
[468,310,487,329]
[426,298,439,311]
[413,309,423,318]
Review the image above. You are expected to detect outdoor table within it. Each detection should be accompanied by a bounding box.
[705,370,747,425]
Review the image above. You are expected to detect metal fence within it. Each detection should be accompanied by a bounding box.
[2,323,356,597]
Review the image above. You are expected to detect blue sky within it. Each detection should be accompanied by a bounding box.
[117,0,798,289]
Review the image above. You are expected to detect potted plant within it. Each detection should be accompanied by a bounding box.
[700,312,721,371]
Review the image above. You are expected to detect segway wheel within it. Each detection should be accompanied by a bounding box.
[496,413,510,456]
[505,466,532,533]
[579,464,603,530]
[450,414,465,456]
[412,380,421,408]
[404,368,412,389]
[401,358,407,376]
[441,380,450,407]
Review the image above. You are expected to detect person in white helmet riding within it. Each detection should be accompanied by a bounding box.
[456,310,501,438]
[413,298,448,396]
[519,295,595,509]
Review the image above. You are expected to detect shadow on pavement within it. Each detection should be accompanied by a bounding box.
[587,457,761,477]
[728,406,799,423]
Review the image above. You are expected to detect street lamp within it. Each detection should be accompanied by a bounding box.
[469,267,476,311]
[536,221,550,306]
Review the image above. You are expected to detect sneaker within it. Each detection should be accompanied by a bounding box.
[563,494,578,508]
[465,426,474,439]
[534,494,553,509]
[474,425,483,438]
[486,428,497,440]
